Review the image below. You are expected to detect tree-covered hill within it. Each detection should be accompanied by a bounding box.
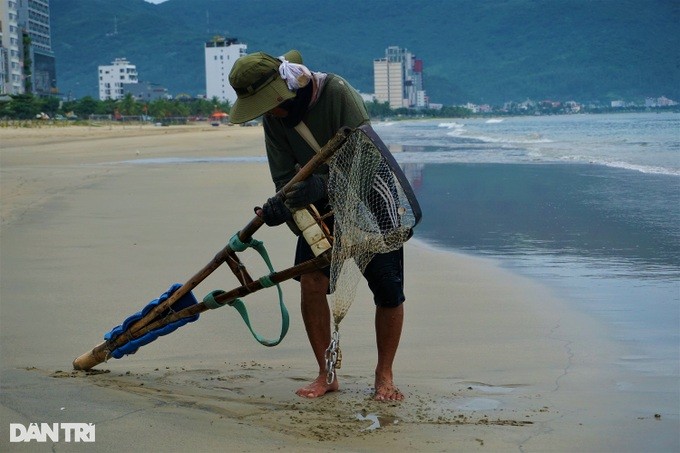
[51,0,679,105]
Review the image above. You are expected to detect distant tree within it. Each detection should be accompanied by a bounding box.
[60,99,79,115]
[182,98,212,117]
[364,100,392,119]
[97,99,118,115]
[147,99,170,118]
[438,106,472,118]
[0,98,11,118]
[147,98,189,118]
[209,96,231,115]
[72,96,99,117]
[118,93,140,116]
[39,97,61,117]
[4,94,41,119]
[22,33,32,93]
[173,101,190,117]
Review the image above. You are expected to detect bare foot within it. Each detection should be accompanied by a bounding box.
[295,374,339,398]
[374,379,404,401]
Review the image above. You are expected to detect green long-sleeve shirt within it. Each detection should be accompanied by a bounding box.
[263,74,370,191]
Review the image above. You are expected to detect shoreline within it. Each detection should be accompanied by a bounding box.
[374,112,680,177]
[1,125,677,452]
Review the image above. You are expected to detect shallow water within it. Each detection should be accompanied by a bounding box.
[374,113,679,380]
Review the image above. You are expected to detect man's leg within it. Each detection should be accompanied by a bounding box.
[363,248,406,401]
[374,304,404,401]
[295,270,339,398]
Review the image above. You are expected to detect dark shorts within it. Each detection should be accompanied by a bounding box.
[294,235,405,308]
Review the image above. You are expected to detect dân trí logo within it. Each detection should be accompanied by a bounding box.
[10,423,95,443]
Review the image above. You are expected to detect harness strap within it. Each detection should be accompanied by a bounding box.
[294,121,322,152]
[202,233,289,347]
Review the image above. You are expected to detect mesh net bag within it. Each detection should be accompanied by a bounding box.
[325,125,421,328]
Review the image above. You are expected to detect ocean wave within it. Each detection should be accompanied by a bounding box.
[438,122,464,129]
[465,133,553,144]
[556,154,679,175]
[600,161,680,176]
[393,151,680,175]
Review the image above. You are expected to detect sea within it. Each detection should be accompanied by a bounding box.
[373,112,679,378]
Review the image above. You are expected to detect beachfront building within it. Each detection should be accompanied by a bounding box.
[373,53,402,110]
[0,0,56,96]
[17,0,56,97]
[98,58,138,101]
[123,81,169,101]
[0,1,21,95]
[204,36,246,104]
[373,46,427,110]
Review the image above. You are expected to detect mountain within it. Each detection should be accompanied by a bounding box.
[51,0,680,105]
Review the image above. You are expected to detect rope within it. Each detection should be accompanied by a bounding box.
[202,233,289,347]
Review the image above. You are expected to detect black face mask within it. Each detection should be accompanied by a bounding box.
[279,82,313,128]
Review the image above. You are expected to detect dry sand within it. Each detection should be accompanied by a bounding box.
[1,124,675,452]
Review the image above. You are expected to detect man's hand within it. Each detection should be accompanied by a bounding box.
[259,195,292,226]
[285,174,327,209]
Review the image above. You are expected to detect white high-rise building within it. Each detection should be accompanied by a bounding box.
[204,36,246,104]
[98,58,138,100]
[0,0,27,95]
[0,0,57,96]
[1,0,21,94]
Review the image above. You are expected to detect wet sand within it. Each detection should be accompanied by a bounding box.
[1,124,676,452]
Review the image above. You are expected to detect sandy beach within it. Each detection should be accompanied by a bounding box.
[1,123,675,452]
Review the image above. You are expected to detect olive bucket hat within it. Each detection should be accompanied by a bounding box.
[229,50,303,124]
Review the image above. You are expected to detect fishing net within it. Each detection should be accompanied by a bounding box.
[325,126,421,329]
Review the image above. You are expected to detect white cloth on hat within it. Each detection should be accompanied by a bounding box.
[278,57,313,91]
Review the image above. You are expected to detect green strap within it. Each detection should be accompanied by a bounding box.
[202,233,289,347]
[203,289,228,310]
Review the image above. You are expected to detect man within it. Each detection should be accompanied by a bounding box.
[228,50,405,401]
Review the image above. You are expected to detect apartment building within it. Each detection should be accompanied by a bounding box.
[0,1,19,94]
[18,0,55,96]
[204,36,246,104]
[0,0,26,94]
[0,0,57,95]
[98,58,138,100]
[373,46,427,109]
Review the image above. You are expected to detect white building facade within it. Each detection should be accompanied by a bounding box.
[0,0,24,94]
[0,0,57,96]
[98,58,138,100]
[204,36,246,104]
